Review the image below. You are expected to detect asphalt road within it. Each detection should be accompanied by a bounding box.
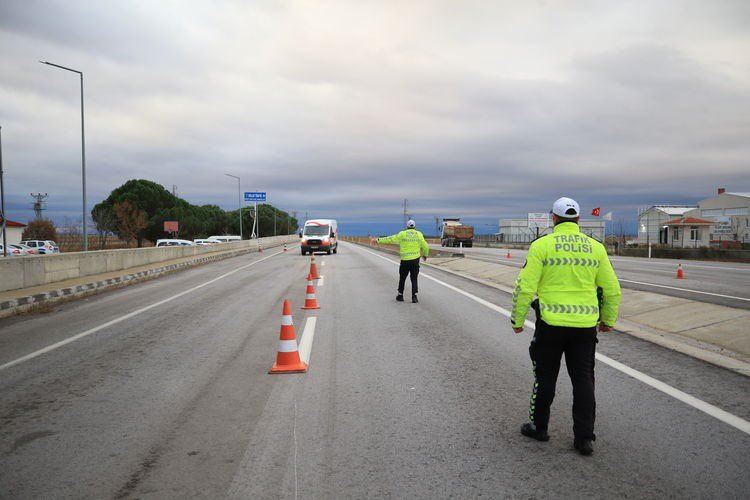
[1,242,749,498]
[431,243,750,309]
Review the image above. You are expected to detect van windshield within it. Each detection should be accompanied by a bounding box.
[304,225,330,236]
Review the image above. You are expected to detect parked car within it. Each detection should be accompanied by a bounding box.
[10,244,33,256]
[155,239,196,247]
[20,240,59,254]
[194,238,221,245]
[1,244,22,256]
[0,244,33,257]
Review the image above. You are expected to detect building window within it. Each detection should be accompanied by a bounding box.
[690,227,699,241]
[673,228,679,241]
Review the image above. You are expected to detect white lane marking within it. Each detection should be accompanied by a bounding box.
[0,249,288,372]
[298,316,317,365]
[316,276,325,287]
[321,261,326,267]
[352,243,750,436]
[619,279,750,302]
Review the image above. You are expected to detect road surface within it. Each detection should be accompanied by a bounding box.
[431,244,750,309]
[1,243,748,498]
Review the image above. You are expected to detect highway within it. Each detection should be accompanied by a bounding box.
[1,242,749,498]
[430,244,750,309]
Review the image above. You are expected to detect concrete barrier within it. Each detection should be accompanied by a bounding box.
[0,235,296,293]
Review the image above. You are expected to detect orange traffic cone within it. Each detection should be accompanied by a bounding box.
[269,300,308,374]
[302,274,321,310]
[506,250,512,259]
[283,244,288,252]
[259,244,263,253]
[676,264,684,279]
[309,255,321,280]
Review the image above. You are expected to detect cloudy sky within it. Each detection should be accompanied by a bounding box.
[1,0,749,234]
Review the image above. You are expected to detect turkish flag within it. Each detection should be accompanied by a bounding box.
[591,207,601,216]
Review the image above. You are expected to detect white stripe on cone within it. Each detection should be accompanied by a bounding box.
[306,294,315,299]
[278,339,299,353]
[281,315,293,326]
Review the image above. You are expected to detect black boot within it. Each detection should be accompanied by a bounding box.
[520,423,549,442]
[396,294,404,302]
[574,438,594,456]
[412,294,419,303]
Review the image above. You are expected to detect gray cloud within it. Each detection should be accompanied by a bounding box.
[1,0,749,231]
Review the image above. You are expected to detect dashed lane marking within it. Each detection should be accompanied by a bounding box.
[0,248,289,372]
[298,316,317,366]
[352,243,750,436]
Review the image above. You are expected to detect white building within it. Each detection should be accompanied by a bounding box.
[498,218,605,243]
[2,219,27,245]
[636,205,696,245]
[663,190,749,247]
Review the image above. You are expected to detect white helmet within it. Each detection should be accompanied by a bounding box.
[407,219,416,228]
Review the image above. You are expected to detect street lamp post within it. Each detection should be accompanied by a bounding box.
[224,174,242,239]
[40,61,88,251]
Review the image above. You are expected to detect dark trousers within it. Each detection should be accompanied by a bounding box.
[398,258,420,295]
[528,319,597,439]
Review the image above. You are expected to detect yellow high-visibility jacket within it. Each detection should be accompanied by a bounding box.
[511,222,621,329]
[377,229,430,261]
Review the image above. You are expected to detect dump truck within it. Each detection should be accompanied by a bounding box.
[440,218,474,247]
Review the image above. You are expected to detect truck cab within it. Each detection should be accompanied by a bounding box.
[301,219,338,255]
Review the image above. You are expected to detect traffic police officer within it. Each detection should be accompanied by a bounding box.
[511,197,621,455]
[375,220,429,303]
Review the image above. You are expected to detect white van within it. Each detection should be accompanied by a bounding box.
[208,235,241,243]
[194,238,221,245]
[300,219,338,255]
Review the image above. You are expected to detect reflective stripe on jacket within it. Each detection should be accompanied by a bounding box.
[511,222,621,329]
[377,229,430,261]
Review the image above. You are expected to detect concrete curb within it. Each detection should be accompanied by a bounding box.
[348,241,750,378]
[0,244,287,320]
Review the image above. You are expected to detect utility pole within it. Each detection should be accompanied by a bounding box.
[0,126,6,257]
[30,193,48,220]
[403,199,409,227]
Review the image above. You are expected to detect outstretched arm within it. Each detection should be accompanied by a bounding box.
[377,233,400,245]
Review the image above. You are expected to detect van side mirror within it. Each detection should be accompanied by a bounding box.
[299,233,303,238]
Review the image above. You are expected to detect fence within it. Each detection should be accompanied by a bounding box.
[618,246,750,262]
[56,234,137,252]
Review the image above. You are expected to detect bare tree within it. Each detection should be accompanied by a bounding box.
[92,205,118,249]
[114,201,148,247]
